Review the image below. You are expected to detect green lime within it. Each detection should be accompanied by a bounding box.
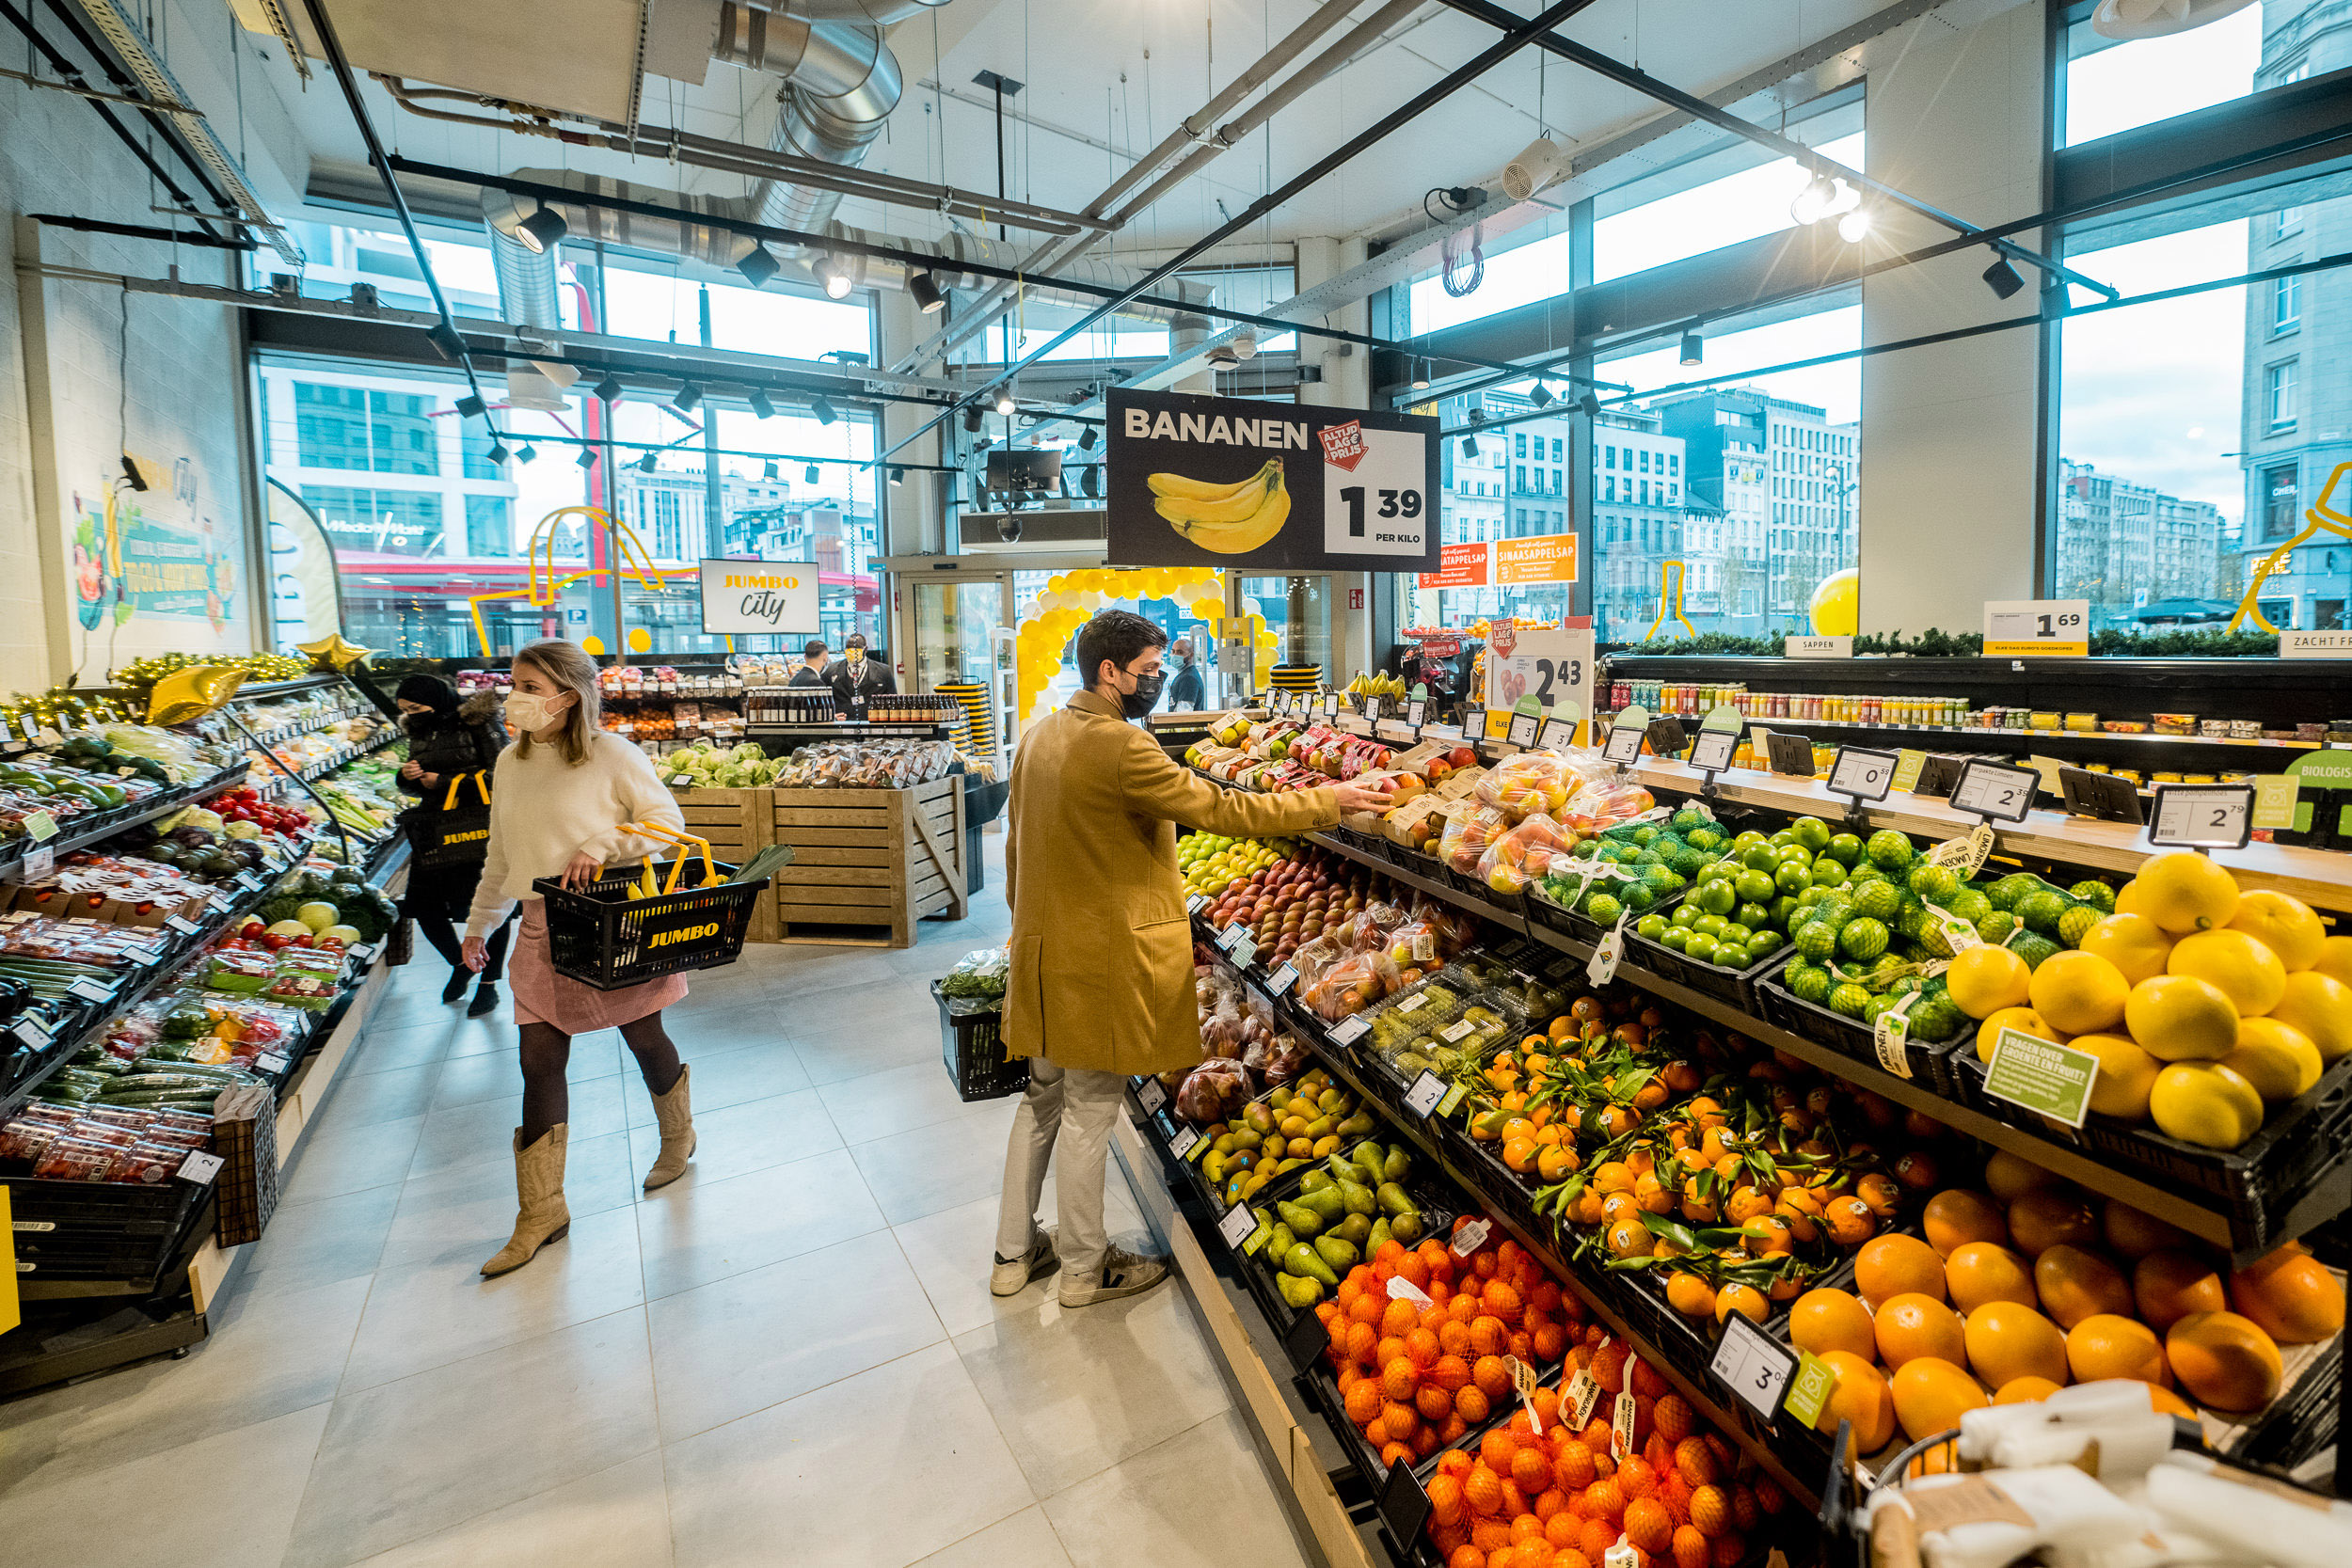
[1687,828,1724,852]
[1951,890,1994,924]
[1736,901,1774,931]
[1908,995,1964,1043]
[1790,816,1832,851]
[1570,839,1600,860]
[1768,895,1800,928]
[1907,864,1961,906]
[1852,880,1904,922]
[1693,880,1738,917]
[2070,880,2116,913]
[1734,869,1776,904]
[2058,904,2102,947]
[1745,931,1785,965]
[1774,861,1814,895]
[1866,830,1915,871]
[1848,863,1887,886]
[1635,913,1668,941]
[1985,874,2039,911]
[1809,858,1851,888]
[1828,982,1873,1018]
[1671,903,1701,928]
[1622,881,1657,911]
[1794,922,1840,961]
[1719,922,1754,946]
[1796,885,1832,908]
[2008,930,2061,971]
[1699,858,1738,882]
[2017,891,2069,934]
[1671,807,1709,834]
[1630,826,1659,847]
[1823,832,1865,867]
[1586,894,1623,926]
[1660,926,1691,952]
[1733,831,1769,852]
[1837,917,1890,961]
[1741,844,1780,873]
[1788,963,1831,1004]
[1684,933,1722,964]
[1863,993,1898,1024]
[1693,913,1726,939]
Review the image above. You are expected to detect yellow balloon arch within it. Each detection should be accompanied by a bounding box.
[1809,568,1859,637]
[1013,568,1245,721]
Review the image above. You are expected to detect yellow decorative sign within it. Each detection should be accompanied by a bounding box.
[295,632,373,672]
[2233,460,2352,632]
[1643,561,1696,643]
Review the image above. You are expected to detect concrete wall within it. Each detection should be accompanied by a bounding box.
[1857,0,2049,634]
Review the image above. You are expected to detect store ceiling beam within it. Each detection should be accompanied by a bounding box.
[872,0,1612,471]
[1429,0,2116,301]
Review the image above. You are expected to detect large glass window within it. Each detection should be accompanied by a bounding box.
[2060,3,2265,147]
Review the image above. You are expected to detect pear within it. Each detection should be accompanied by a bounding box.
[1337,1111,1376,1138]
[1314,1233,1360,1273]
[1375,1180,1418,1219]
[1298,1169,1332,1194]
[1268,1222,1297,1258]
[1391,1212,1424,1244]
[1277,1272,1325,1308]
[1332,1212,1373,1248]
[1367,1217,1393,1256]
[1276,1198,1325,1238]
[1383,1148,1413,1183]
[1296,1184,1345,1222]
[1286,1242,1338,1287]
[1338,1179,1378,1218]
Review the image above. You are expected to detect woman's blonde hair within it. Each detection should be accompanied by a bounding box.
[511,638,602,767]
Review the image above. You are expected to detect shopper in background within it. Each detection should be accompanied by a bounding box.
[827,630,897,717]
[789,640,830,687]
[461,639,698,1278]
[993,610,1395,1307]
[393,675,514,1017]
[1166,637,1205,711]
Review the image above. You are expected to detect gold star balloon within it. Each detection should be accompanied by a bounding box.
[296,633,373,672]
[147,663,246,725]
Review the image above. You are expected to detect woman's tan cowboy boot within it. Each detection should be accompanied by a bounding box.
[482,1124,570,1276]
[644,1064,695,1191]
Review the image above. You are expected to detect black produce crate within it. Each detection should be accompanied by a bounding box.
[1754,964,1968,1096]
[1626,926,1787,1016]
[933,983,1026,1102]
[1947,1050,2352,1259]
[4,1174,215,1292]
[2219,1331,2340,1471]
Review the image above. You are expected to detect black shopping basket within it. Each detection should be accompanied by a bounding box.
[934,981,1028,1101]
[405,770,495,871]
[533,823,770,990]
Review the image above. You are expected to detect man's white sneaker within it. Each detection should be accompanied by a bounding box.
[990,1227,1058,1296]
[1058,1244,1169,1307]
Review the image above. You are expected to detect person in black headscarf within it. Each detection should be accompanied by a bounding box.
[395,674,515,1016]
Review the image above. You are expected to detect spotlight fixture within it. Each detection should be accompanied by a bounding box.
[426,321,468,363]
[516,203,568,254]
[962,406,984,434]
[815,253,854,299]
[1679,330,1704,368]
[995,514,1023,544]
[576,448,598,469]
[993,386,1016,416]
[1981,255,2026,300]
[455,393,487,420]
[636,451,658,473]
[1081,464,1099,499]
[804,463,821,483]
[888,466,905,486]
[516,444,538,465]
[810,394,837,426]
[736,244,780,290]
[1411,359,1429,390]
[1461,435,1480,460]
[1577,391,1602,420]
[672,382,703,414]
[1789,175,1837,226]
[119,453,147,492]
[1078,424,1098,451]
[593,373,623,404]
[908,270,946,313]
[1837,206,1872,244]
[748,387,776,420]
[1530,381,1554,408]
[486,442,511,466]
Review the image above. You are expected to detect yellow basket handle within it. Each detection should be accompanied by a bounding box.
[442,770,491,812]
[612,821,721,891]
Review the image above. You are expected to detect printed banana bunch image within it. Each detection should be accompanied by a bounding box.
[1149,459,1291,554]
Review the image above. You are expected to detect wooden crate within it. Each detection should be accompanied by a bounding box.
[667,788,779,943]
[768,777,969,947]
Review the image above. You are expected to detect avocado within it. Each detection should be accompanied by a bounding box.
[1285,1242,1338,1288]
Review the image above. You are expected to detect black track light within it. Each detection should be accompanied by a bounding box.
[1078,424,1098,451]
[888,466,905,486]
[736,245,780,289]
[486,442,511,467]
[594,374,622,404]
[426,321,468,363]
[576,448,597,469]
[119,453,147,492]
[909,270,946,313]
[1577,391,1602,420]
[1679,330,1704,367]
[1982,256,2026,300]
[993,386,1016,416]
[455,393,486,420]
[636,451,658,473]
[672,382,702,414]
[1530,382,1554,408]
[1462,436,1479,460]
[810,394,837,426]
[962,406,984,434]
[748,387,775,420]
[804,463,821,483]
[516,443,538,465]
[516,203,567,255]
[1081,465,1099,499]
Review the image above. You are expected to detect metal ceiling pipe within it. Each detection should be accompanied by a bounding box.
[714,2,903,232]
[755,0,949,21]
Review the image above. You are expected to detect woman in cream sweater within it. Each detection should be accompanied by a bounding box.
[461,638,698,1276]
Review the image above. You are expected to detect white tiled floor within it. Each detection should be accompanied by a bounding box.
[0,828,1317,1568]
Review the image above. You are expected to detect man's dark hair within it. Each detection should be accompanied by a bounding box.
[803,639,827,659]
[1076,610,1168,689]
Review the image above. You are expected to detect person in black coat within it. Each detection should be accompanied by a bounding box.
[827,631,897,718]
[396,675,515,1016]
[788,640,831,688]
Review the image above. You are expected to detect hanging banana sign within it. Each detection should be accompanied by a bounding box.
[1104,388,1440,573]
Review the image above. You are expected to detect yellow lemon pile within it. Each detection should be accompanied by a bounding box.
[1947,852,2349,1150]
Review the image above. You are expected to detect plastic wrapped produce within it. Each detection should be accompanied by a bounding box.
[1174,1057,1251,1124]
[1474,810,1579,893]
[1472,750,1583,820]
[1558,777,1657,832]
[1439,802,1512,874]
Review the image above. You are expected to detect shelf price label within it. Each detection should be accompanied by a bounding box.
[257,1053,290,1076]
[23,811,56,844]
[175,1150,224,1186]
[163,913,201,936]
[17,845,54,882]
[1537,717,1577,752]
[1601,723,1645,767]
[1827,747,1899,804]
[1136,1077,1168,1115]
[1403,1070,1448,1117]
[1230,936,1256,969]
[2148,783,2255,850]
[1506,711,1541,749]
[1983,1028,2101,1129]
[1710,1312,1799,1423]
[1983,598,2090,656]
[1328,1013,1370,1046]
[1185,893,1207,915]
[1217,1203,1260,1249]
[1949,759,2040,822]
[1216,922,1247,952]
[1263,962,1298,997]
[1376,1459,1435,1551]
[11,1016,52,1049]
[1406,700,1426,727]
[1688,728,1737,776]
[1168,1125,1200,1160]
[66,978,113,1004]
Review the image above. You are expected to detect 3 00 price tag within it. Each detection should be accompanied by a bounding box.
[1709,1312,1798,1422]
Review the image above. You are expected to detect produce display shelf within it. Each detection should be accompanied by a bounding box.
[0,761,250,883]
[294,729,400,784]
[1597,711,2325,752]
[1288,816,2342,1265]
[1182,911,1830,1514]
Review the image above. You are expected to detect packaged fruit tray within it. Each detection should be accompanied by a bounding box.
[1349,962,1533,1090]
[1947,1049,2352,1256]
[1754,960,1971,1096]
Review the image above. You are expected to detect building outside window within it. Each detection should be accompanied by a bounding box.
[2267,361,2298,429]
[2275,274,2301,332]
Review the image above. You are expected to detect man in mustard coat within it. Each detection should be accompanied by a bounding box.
[993,610,1397,1307]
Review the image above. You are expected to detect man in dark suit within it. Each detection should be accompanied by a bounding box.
[788,640,830,688]
[828,631,897,717]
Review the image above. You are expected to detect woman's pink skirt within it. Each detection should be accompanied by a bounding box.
[507,900,688,1031]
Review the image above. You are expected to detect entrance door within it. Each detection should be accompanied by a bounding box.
[908,575,1010,765]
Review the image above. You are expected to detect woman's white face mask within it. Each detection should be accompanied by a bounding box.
[506,690,572,732]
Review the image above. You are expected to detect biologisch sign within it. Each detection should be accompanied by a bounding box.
[1104,388,1439,573]
[699,558,819,636]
